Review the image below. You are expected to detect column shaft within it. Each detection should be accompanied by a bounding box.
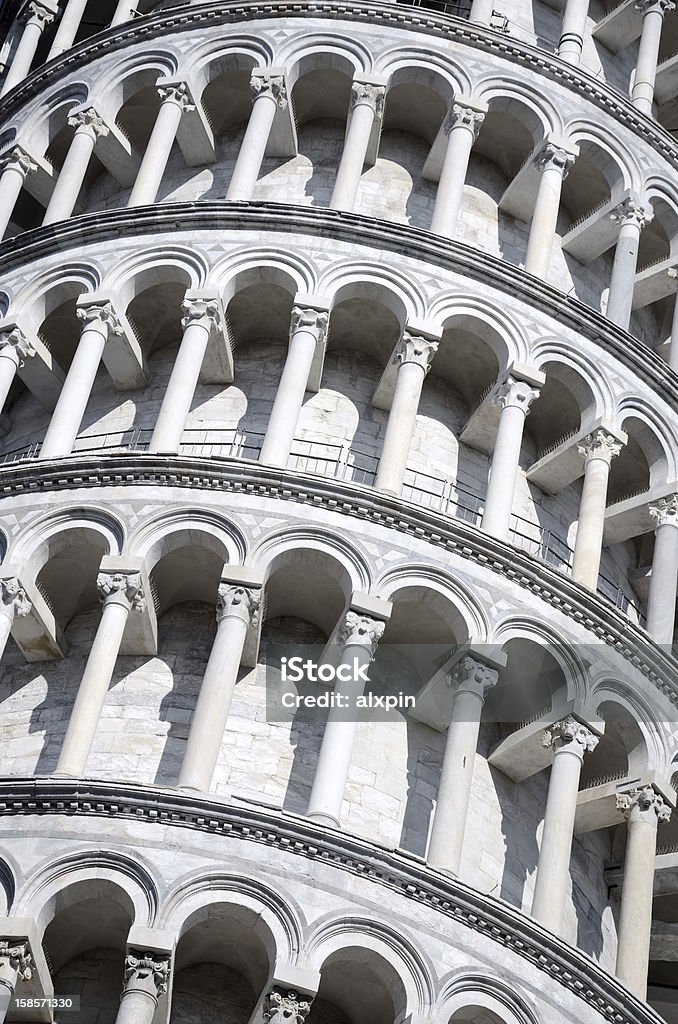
[558,0,591,64]
[469,0,494,24]
[330,85,383,212]
[115,990,158,1024]
[226,78,284,201]
[646,496,678,645]
[0,942,32,1024]
[43,109,108,226]
[1,7,52,97]
[116,951,169,1024]
[632,3,672,116]
[430,104,484,238]
[607,200,649,329]
[0,352,18,413]
[525,159,570,279]
[47,0,88,59]
[39,322,107,459]
[0,611,13,663]
[0,148,37,237]
[0,578,31,664]
[669,292,678,372]
[110,0,135,26]
[128,88,189,208]
[148,316,212,454]
[571,431,623,589]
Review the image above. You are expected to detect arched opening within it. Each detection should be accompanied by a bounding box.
[308,946,408,1024]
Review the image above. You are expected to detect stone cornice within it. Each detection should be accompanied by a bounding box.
[0,0,676,170]
[1,451,676,705]
[1,202,676,408]
[0,776,665,1024]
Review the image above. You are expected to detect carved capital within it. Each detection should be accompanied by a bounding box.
[494,376,541,415]
[447,655,499,702]
[181,295,222,334]
[534,142,576,180]
[338,611,386,652]
[350,81,386,118]
[616,785,672,825]
[395,331,439,373]
[216,583,261,626]
[0,578,31,617]
[650,494,678,529]
[0,325,35,366]
[578,428,624,466]
[543,715,599,756]
[76,301,123,339]
[290,306,329,345]
[610,197,652,230]
[67,107,109,141]
[263,987,312,1023]
[22,1,56,26]
[97,572,145,612]
[123,950,170,998]
[157,81,195,112]
[0,145,37,179]
[635,0,675,15]
[251,74,287,109]
[0,941,32,986]
[444,103,485,139]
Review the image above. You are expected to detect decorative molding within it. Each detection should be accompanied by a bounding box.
[494,376,541,415]
[649,494,678,529]
[264,987,312,1023]
[543,715,600,755]
[0,324,35,366]
[0,940,32,984]
[157,81,195,112]
[338,610,386,651]
[251,72,287,108]
[0,776,667,1024]
[610,197,652,231]
[448,654,498,701]
[577,429,624,466]
[97,571,146,612]
[216,582,261,626]
[0,145,37,178]
[67,106,109,140]
[395,331,439,373]
[76,300,123,337]
[350,81,386,117]
[181,294,222,333]
[123,950,170,998]
[0,577,31,617]
[534,143,576,179]
[1,454,676,705]
[616,785,672,824]
[444,102,485,138]
[289,306,329,346]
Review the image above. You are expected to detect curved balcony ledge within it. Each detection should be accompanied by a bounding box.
[1,201,676,410]
[0,774,664,1024]
[1,449,675,706]
[0,0,675,170]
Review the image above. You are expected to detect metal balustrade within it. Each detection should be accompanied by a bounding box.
[0,427,645,622]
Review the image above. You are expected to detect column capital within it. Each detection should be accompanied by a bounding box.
[534,142,577,180]
[616,784,672,824]
[251,72,288,109]
[181,294,222,334]
[157,81,195,112]
[0,577,31,617]
[67,106,109,141]
[264,986,312,1023]
[0,324,35,366]
[21,0,56,25]
[443,102,486,139]
[610,196,652,230]
[650,493,678,528]
[216,583,261,626]
[97,571,146,612]
[76,300,124,339]
[123,949,170,998]
[350,80,386,117]
[0,940,32,986]
[0,145,37,179]
[577,428,624,466]
[447,654,499,701]
[543,715,600,757]
[338,610,386,652]
[395,331,439,373]
[635,0,675,15]
[290,305,329,346]
[494,375,541,414]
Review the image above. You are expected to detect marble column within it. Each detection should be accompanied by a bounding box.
[115,950,170,1024]
[55,571,145,777]
[374,331,439,496]
[39,300,122,460]
[47,0,88,60]
[0,324,35,414]
[571,429,624,589]
[531,717,599,933]
[149,295,221,454]
[110,0,135,27]
[430,102,485,239]
[259,305,329,467]
[226,72,287,201]
[43,107,109,225]
[0,146,37,238]
[669,290,678,372]
[606,197,651,330]
[0,941,32,1024]
[632,0,675,116]
[427,654,499,875]
[558,0,591,64]
[0,2,56,97]
[330,81,385,212]
[647,494,678,645]
[616,786,671,998]
[178,583,261,793]
[469,0,494,25]
[307,612,386,827]
[128,83,194,208]
[525,143,577,280]
[263,987,312,1023]
[481,375,541,540]
[0,578,31,663]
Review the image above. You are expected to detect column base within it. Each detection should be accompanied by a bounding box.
[307,810,342,828]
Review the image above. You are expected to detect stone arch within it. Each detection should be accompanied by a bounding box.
[614,400,675,501]
[376,565,489,644]
[280,37,372,89]
[588,680,667,780]
[253,526,371,594]
[428,296,524,369]
[128,507,247,568]
[10,504,124,576]
[320,261,424,325]
[91,48,178,122]
[530,340,613,424]
[306,916,435,1022]
[641,177,678,269]
[378,49,470,99]
[474,78,558,140]
[213,248,315,305]
[185,37,272,139]
[0,856,16,916]
[104,245,208,308]
[12,261,100,332]
[21,82,91,153]
[563,120,638,199]
[439,973,540,1024]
